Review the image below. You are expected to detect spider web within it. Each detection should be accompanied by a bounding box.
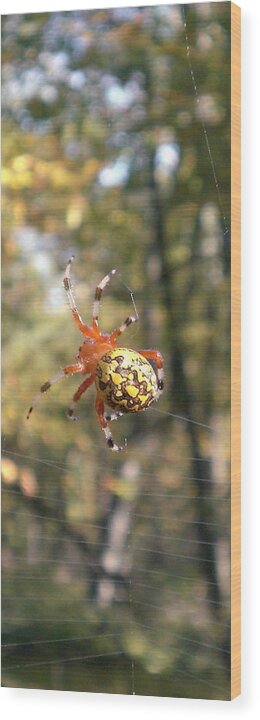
[2,1,231,702]
[2,435,230,698]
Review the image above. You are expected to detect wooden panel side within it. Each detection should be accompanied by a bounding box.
[231,1,241,701]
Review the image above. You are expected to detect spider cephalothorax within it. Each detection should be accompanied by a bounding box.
[27,258,164,451]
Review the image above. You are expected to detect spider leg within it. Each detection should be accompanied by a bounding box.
[64,257,97,338]
[95,396,126,452]
[104,410,124,422]
[92,268,117,330]
[138,349,164,399]
[110,279,139,340]
[110,313,139,342]
[27,363,83,419]
[67,374,95,420]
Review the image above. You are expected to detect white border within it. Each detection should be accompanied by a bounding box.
[1,0,227,12]
[1,0,260,718]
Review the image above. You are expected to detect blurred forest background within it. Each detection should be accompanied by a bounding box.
[2,2,231,699]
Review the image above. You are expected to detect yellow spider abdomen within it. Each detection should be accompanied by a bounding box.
[95,348,158,413]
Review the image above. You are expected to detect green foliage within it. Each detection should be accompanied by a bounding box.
[2,3,231,699]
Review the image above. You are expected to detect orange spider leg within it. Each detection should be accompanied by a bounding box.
[110,312,139,342]
[67,373,95,420]
[92,268,117,331]
[27,363,83,419]
[95,396,125,452]
[64,257,98,339]
[138,349,164,398]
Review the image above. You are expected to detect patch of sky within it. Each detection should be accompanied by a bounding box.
[39,85,58,105]
[46,285,65,313]
[103,74,144,112]
[99,155,130,188]
[70,34,92,60]
[67,70,86,91]
[112,7,139,24]
[15,226,43,255]
[2,66,44,110]
[32,119,55,136]
[106,84,131,110]
[32,252,53,277]
[2,66,55,118]
[109,132,130,149]
[20,113,35,132]
[155,143,180,176]
[154,4,183,37]
[39,51,69,82]
[15,227,57,267]
[14,226,65,309]
[21,68,46,100]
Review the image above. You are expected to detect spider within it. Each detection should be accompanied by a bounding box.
[27,257,164,451]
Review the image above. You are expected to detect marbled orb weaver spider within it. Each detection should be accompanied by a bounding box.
[27,257,164,451]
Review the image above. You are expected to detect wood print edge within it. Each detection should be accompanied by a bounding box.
[230,0,241,701]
